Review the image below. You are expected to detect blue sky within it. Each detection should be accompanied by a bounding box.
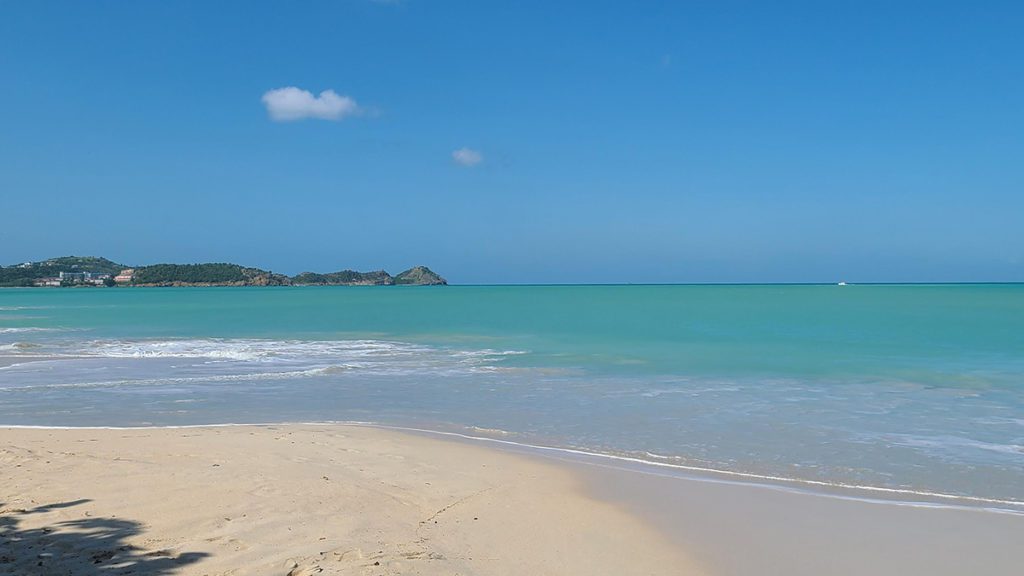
[1,1,1022,283]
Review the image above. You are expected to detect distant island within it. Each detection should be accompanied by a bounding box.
[0,256,447,288]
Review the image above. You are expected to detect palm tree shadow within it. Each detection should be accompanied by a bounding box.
[0,499,207,575]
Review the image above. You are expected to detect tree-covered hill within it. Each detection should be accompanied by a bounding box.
[394,266,447,285]
[132,263,291,286]
[2,256,447,287]
[38,256,125,275]
[0,256,127,287]
[291,270,394,286]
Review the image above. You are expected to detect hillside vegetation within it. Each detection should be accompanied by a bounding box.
[291,270,394,286]
[2,256,447,287]
[394,266,447,285]
[0,256,126,287]
[132,264,290,286]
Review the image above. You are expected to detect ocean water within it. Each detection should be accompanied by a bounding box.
[1,285,1022,509]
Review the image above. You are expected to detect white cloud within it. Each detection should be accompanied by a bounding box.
[452,147,483,167]
[261,87,360,121]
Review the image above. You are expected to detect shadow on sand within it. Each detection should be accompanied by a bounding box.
[0,499,207,575]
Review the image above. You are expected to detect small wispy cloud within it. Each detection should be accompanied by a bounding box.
[262,87,361,122]
[452,147,483,167]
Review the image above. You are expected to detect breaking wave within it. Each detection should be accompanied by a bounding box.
[0,337,528,385]
[74,338,523,364]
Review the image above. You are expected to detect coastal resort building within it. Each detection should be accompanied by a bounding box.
[57,271,113,286]
[114,269,136,284]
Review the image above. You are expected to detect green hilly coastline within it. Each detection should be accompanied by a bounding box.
[291,270,394,286]
[0,256,447,287]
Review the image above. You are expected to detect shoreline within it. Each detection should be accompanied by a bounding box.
[1,346,1020,509]
[2,417,1021,516]
[3,423,1022,575]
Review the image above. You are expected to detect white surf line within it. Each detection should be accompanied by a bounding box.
[0,362,39,371]
[0,353,95,361]
[0,367,336,390]
[3,420,1023,514]
[347,423,1024,514]
[533,451,1024,516]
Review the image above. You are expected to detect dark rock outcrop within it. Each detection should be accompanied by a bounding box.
[394,266,447,286]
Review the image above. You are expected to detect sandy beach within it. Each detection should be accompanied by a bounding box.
[4,423,1024,576]
[1,424,701,576]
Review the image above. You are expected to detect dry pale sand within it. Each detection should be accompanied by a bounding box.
[0,424,703,576]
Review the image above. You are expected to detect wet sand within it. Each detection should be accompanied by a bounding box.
[396,427,1024,576]
[569,452,1024,576]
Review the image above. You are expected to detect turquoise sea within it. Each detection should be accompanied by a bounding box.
[1,285,1022,508]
